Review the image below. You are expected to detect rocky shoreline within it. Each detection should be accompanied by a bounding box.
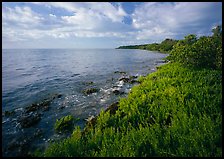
[2,59,167,157]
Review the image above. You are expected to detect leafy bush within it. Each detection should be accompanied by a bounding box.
[167,26,222,69]
[54,115,75,133]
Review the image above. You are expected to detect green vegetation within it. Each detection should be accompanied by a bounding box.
[117,38,178,53]
[41,26,222,157]
[54,115,77,133]
[167,28,222,69]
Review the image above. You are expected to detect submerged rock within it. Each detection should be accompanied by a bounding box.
[112,89,125,95]
[4,110,16,117]
[118,75,139,84]
[71,74,80,77]
[57,94,62,98]
[105,102,119,115]
[118,77,130,83]
[82,88,99,95]
[33,128,43,138]
[129,79,140,84]
[114,71,127,74]
[25,94,62,113]
[83,115,98,134]
[18,113,41,128]
[82,81,94,85]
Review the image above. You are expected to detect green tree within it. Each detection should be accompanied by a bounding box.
[167,27,222,69]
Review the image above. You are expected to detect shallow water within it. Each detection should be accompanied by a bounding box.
[2,48,167,156]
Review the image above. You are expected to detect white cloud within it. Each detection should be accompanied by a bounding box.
[2,2,130,43]
[132,2,222,40]
[2,6,44,26]
[49,14,56,18]
[38,2,127,22]
[2,2,222,48]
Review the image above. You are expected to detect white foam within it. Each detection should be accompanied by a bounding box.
[14,107,23,112]
[117,80,124,87]
[2,118,10,124]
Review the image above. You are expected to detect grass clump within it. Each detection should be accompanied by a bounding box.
[54,115,76,133]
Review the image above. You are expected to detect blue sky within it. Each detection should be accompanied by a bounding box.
[2,2,222,49]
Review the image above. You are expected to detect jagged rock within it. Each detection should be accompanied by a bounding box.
[105,102,119,115]
[119,77,130,82]
[82,115,98,135]
[83,81,94,85]
[129,79,140,84]
[4,110,16,117]
[18,113,41,128]
[25,100,50,113]
[114,71,127,74]
[71,74,80,77]
[25,94,62,113]
[118,75,139,83]
[33,128,43,138]
[82,88,99,95]
[58,105,65,110]
[112,89,125,95]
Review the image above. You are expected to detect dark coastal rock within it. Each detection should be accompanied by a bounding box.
[83,102,120,135]
[119,77,130,82]
[57,94,62,98]
[114,71,127,74]
[105,102,119,115]
[119,75,139,84]
[4,110,16,117]
[112,89,125,95]
[33,128,43,138]
[7,128,43,156]
[52,93,63,99]
[71,74,80,77]
[58,105,65,110]
[82,88,99,95]
[82,115,98,135]
[18,113,41,128]
[7,136,32,156]
[129,79,140,84]
[84,81,94,85]
[25,100,50,113]
[7,139,19,151]
[85,115,98,127]
[25,94,62,113]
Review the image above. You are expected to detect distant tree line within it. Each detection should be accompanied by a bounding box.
[117,25,222,70]
[116,38,178,53]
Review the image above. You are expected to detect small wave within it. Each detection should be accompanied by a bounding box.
[71,74,80,77]
[2,118,10,124]
[15,68,25,71]
[14,107,24,112]
[116,80,124,87]
[21,73,33,76]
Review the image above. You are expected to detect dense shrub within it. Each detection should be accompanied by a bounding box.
[167,26,222,69]
[54,115,75,133]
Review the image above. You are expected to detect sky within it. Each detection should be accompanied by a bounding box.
[2,2,222,49]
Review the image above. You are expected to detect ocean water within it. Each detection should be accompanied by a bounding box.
[2,49,167,156]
